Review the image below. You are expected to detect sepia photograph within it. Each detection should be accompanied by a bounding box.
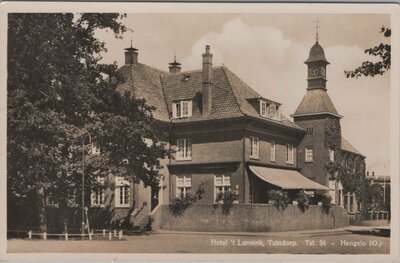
[1,2,399,260]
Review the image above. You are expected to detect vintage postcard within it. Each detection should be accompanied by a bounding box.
[0,2,399,262]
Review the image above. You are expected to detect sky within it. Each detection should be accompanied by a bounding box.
[97,13,391,175]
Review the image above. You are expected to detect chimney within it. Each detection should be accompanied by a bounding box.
[372,171,375,177]
[125,46,138,65]
[202,45,213,115]
[169,55,181,73]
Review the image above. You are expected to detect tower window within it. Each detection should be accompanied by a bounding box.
[305,147,314,162]
[286,144,294,164]
[250,136,259,159]
[328,148,335,162]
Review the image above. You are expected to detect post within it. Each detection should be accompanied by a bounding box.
[89,231,92,241]
[118,230,122,240]
[43,232,47,240]
[81,138,85,236]
[103,229,105,236]
[114,229,116,237]
[65,233,68,241]
[28,230,32,239]
[109,231,112,240]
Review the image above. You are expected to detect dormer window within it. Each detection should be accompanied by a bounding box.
[172,100,192,118]
[259,100,280,120]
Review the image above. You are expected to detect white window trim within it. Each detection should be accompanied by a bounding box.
[176,138,192,161]
[260,100,267,117]
[91,178,105,207]
[172,100,193,119]
[270,140,276,162]
[250,136,259,159]
[305,147,314,162]
[214,174,231,203]
[286,144,294,164]
[115,177,130,208]
[176,175,192,198]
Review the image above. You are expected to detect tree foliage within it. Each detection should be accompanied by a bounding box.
[345,27,391,78]
[8,13,168,232]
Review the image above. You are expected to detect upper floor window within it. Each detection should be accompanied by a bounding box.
[91,177,105,207]
[172,100,192,118]
[286,144,294,164]
[176,175,191,198]
[305,147,314,162]
[214,174,231,202]
[259,100,280,120]
[250,136,259,159]
[176,138,192,161]
[115,177,130,208]
[270,140,276,162]
[328,148,335,162]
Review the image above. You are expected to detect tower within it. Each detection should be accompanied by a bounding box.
[291,39,342,188]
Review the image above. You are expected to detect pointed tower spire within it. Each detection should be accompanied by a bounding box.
[168,52,181,73]
[124,29,139,65]
[315,17,320,43]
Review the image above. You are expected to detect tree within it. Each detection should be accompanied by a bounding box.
[345,26,391,78]
[8,13,168,233]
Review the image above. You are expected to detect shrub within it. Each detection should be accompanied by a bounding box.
[169,193,197,217]
[296,190,310,212]
[214,190,239,215]
[320,195,333,214]
[268,190,289,210]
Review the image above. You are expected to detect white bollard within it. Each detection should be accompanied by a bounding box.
[109,231,112,240]
[28,230,32,239]
[89,232,92,241]
[118,230,122,240]
[103,229,105,237]
[43,232,47,240]
[65,233,68,241]
[114,229,116,237]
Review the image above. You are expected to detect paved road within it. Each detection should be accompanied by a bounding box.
[7,231,389,254]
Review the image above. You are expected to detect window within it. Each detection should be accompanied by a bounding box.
[268,104,277,119]
[270,140,276,162]
[286,144,294,164]
[91,178,105,207]
[176,175,191,198]
[115,177,130,207]
[176,139,192,161]
[260,100,267,117]
[172,100,192,118]
[214,174,231,202]
[305,147,313,162]
[328,148,335,162]
[250,136,259,159]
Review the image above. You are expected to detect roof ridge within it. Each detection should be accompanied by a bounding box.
[138,63,169,75]
[159,75,171,116]
[221,66,246,117]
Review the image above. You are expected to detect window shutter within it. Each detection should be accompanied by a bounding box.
[188,101,193,117]
[172,103,177,118]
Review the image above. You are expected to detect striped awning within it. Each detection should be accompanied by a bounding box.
[249,165,328,190]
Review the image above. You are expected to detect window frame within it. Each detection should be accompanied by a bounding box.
[176,175,192,198]
[115,177,130,208]
[260,100,267,117]
[176,138,192,161]
[270,140,276,162]
[286,144,294,164]
[250,136,260,159]
[91,177,105,207]
[214,174,231,203]
[172,100,192,119]
[305,146,314,163]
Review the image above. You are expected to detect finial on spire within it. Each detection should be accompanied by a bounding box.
[174,52,176,63]
[130,29,134,48]
[315,17,320,43]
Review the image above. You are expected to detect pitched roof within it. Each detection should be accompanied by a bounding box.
[341,137,364,157]
[292,89,341,117]
[117,63,302,130]
[305,42,329,64]
[116,63,170,122]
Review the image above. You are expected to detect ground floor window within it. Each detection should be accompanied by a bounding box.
[115,177,130,207]
[91,178,105,207]
[214,174,231,202]
[176,175,192,198]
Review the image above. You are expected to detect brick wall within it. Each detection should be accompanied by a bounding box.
[158,204,349,232]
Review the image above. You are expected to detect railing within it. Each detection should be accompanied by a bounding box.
[360,210,390,221]
[23,228,124,241]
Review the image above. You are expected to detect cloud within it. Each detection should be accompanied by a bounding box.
[182,17,390,174]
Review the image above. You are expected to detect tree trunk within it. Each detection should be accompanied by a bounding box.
[37,185,47,236]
